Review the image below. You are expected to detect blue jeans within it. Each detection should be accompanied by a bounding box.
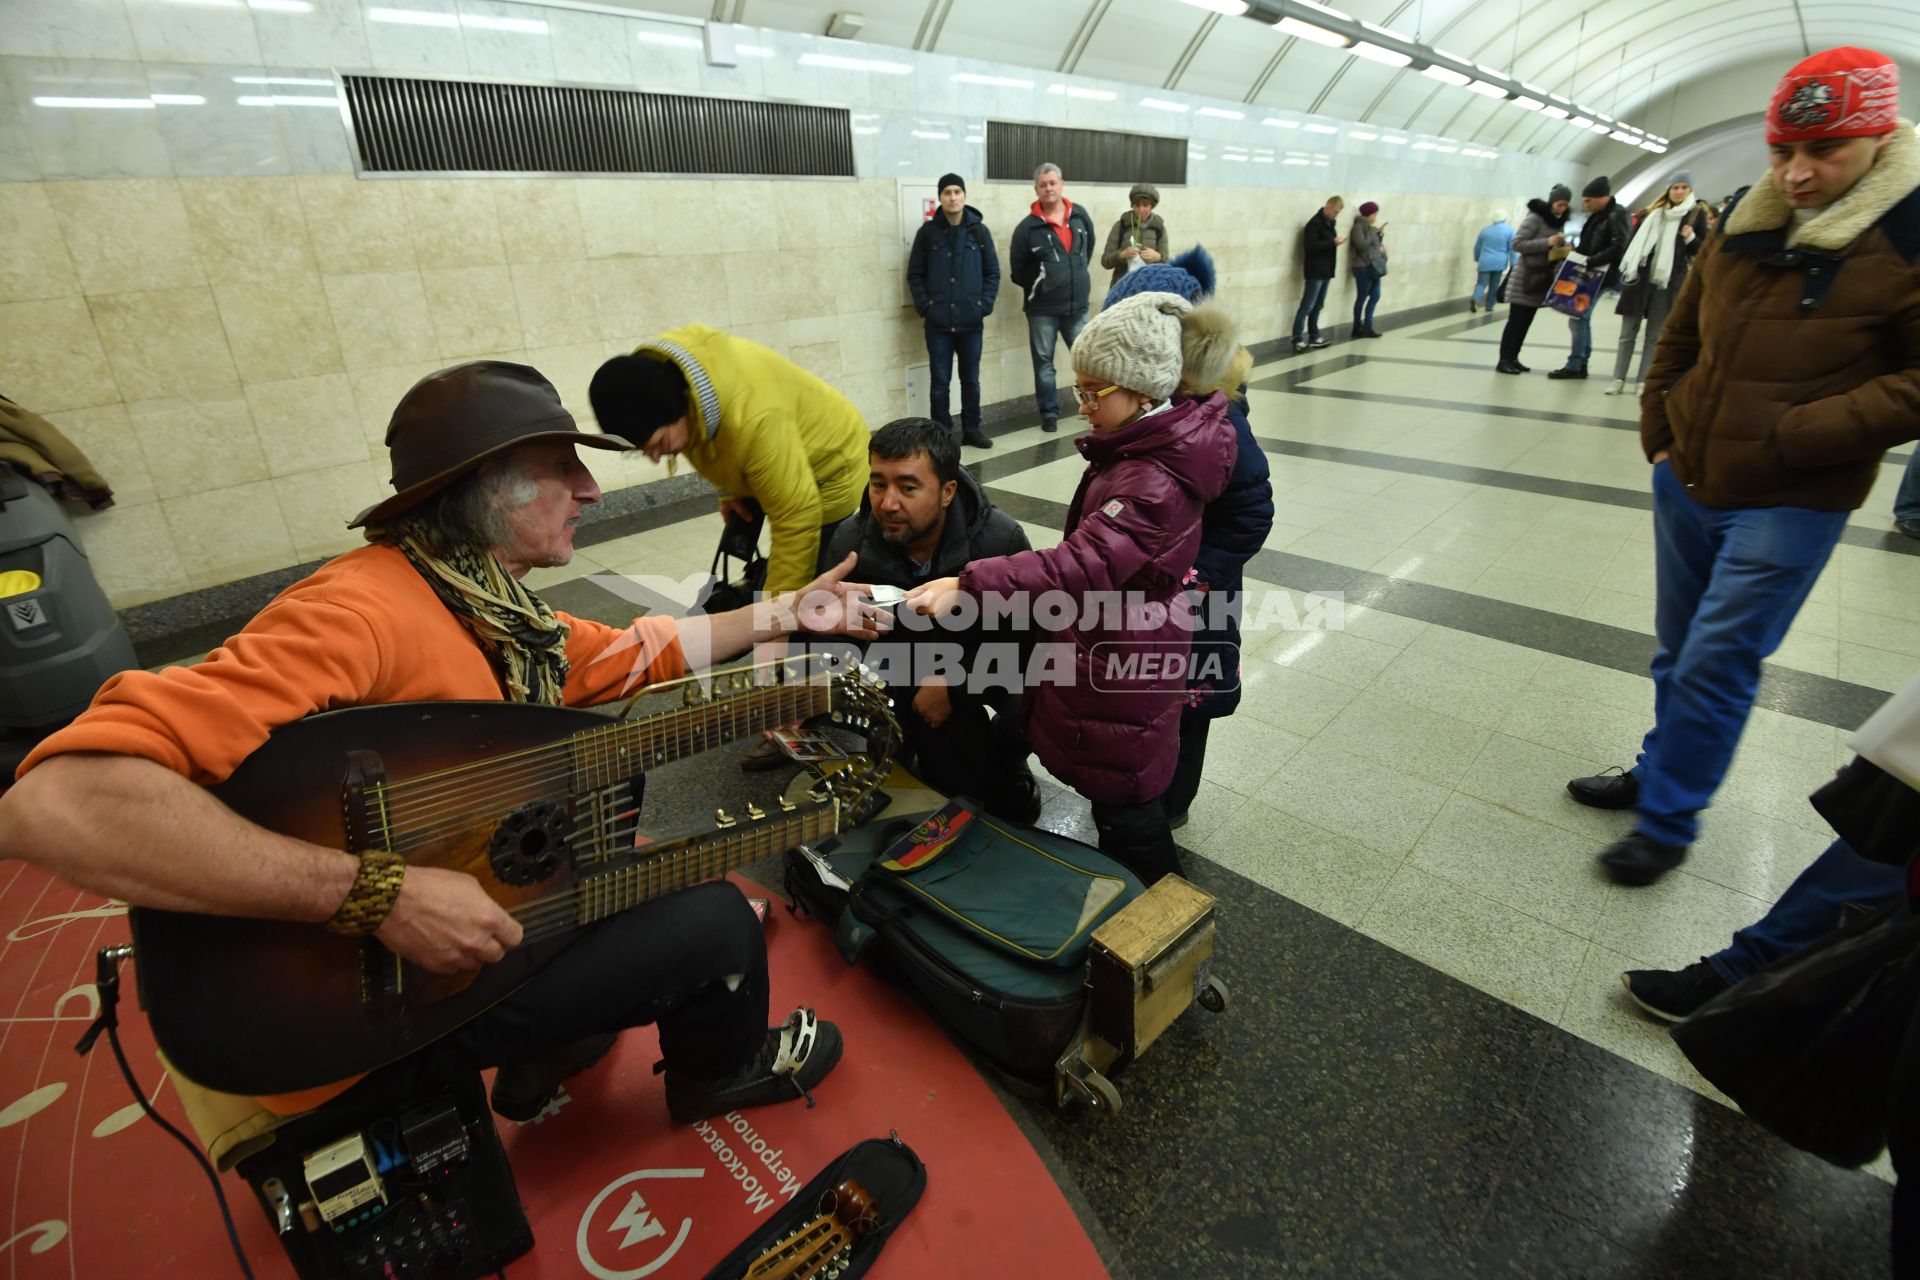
[1632,461,1850,846]
[925,327,983,434]
[1566,313,1592,371]
[1027,311,1087,419]
[1707,839,1907,984]
[1351,266,1381,329]
[1896,449,1920,522]
[1292,277,1330,343]
[1474,269,1502,309]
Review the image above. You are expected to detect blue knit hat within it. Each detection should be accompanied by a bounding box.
[1103,245,1217,308]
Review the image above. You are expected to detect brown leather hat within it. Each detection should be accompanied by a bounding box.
[347,361,628,529]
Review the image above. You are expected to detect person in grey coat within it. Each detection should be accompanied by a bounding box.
[1348,201,1388,337]
[1496,184,1572,373]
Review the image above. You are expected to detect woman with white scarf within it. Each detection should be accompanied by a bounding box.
[1604,174,1711,395]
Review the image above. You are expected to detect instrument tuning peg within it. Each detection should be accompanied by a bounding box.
[715,808,737,828]
[745,802,765,820]
[777,795,796,812]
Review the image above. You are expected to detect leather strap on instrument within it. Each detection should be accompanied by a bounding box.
[326,849,407,936]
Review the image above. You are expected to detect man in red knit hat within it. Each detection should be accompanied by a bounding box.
[1566,47,1920,886]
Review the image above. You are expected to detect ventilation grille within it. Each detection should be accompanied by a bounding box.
[985,121,1186,187]
[341,74,855,177]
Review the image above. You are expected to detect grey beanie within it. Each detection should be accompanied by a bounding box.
[1073,294,1191,401]
[1549,183,1572,204]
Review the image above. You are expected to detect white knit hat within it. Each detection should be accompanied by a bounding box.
[1072,294,1191,401]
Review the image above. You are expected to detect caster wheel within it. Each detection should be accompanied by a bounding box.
[1082,1069,1122,1117]
[1199,975,1229,1014]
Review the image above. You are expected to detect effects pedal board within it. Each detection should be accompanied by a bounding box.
[237,1072,533,1279]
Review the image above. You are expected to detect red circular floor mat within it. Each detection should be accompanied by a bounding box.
[0,866,1108,1279]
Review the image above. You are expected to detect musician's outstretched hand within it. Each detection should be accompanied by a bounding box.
[786,552,893,640]
[376,865,523,973]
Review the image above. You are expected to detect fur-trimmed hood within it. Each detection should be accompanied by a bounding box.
[1727,119,1920,251]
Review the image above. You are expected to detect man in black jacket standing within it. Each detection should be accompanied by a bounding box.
[1008,163,1096,433]
[1292,196,1344,352]
[823,418,1040,820]
[907,173,999,449]
[1549,176,1632,379]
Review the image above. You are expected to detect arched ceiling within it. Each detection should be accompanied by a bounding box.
[606,0,1919,158]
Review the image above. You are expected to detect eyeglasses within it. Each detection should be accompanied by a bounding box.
[1072,383,1120,410]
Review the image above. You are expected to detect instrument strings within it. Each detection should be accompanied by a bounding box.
[374,684,830,845]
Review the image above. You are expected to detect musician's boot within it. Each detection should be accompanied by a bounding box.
[664,1006,843,1124]
[490,1031,620,1122]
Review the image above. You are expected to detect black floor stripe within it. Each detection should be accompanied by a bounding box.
[985,487,1893,732]
[1251,437,1920,558]
[1248,377,1646,432]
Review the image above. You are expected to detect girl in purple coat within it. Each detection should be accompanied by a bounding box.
[905,293,1239,882]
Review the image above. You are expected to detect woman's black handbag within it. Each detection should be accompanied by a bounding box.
[1672,900,1920,1168]
[695,507,768,614]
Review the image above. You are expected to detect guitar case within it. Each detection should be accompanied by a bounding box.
[785,799,1144,1087]
[699,1133,925,1280]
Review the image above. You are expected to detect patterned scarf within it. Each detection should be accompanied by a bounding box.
[394,531,570,705]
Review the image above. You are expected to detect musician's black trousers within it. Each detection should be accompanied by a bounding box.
[381,881,770,1091]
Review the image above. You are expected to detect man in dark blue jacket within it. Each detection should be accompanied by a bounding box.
[1548,175,1632,379]
[907,174,999,449]
[1007,163,1097,433]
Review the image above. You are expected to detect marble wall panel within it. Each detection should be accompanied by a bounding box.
[89,286,239,401]
[245,371,368,477]
[162,477,296,587]
[273,458,390,562]
[322,269,438,369]
[297,173,417,274]
[0,296,121,412]
[0,183,80,302]
[128,390,268,499]
[215,274,345,383]
[72,499,186,605]
[422,265,524,359]
[44,177,203,294]
[403,178,506,270]
[43,402,155,507]
[0,0,142,63]
[182,176,316,282]
[510,260,600,349]
[123,0,261,66]
[496,178,585,264]
[251,0,372,70]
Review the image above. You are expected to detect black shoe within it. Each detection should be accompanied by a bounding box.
[1621,960,1729,1023]
[1495,360,1524,375]
[1169,811,1189,831]
[1547,367,1588,380]
[664,1008,843,1124]
[1308,336,1330,349]
[1292,339,1309,353]
[1469,300,1478,313]
[1515,361,1531,373]
[1897,518,1920,540]
[1360,326,1383,338]
[961,429,992,449]
[1567,766,1638,810]
[490,1031,619,1122]
[1599,833,1689,886]
[1041,417,1057,433]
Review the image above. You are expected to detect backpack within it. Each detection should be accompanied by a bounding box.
[785,799,1144,1084]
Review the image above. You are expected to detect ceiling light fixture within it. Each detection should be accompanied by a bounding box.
[1421,64,1470,87]
[1349,41,1412,68]
[1511,96,1543,111]
[1541,104,1569,119]
[1275,16,1349,47]
[1466,79,1508,99]
[1198,106,1246,119]
[799,51,914,74]
[1175,0,1250,13]
[1141,97,1191,113]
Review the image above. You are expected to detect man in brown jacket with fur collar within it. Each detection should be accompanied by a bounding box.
[1568,47,1920,885]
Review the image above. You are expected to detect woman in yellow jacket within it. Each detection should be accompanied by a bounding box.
[590,325,870,594]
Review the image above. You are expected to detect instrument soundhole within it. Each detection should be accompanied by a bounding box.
[487,801,571,886]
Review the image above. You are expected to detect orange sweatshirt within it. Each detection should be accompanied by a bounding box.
[19,544,688,784]
[17,544,690,1112]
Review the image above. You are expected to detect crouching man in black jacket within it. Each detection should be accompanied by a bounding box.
[823,418,1041,821]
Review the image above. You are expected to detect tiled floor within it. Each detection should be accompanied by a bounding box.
[130,305,1912,1276]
